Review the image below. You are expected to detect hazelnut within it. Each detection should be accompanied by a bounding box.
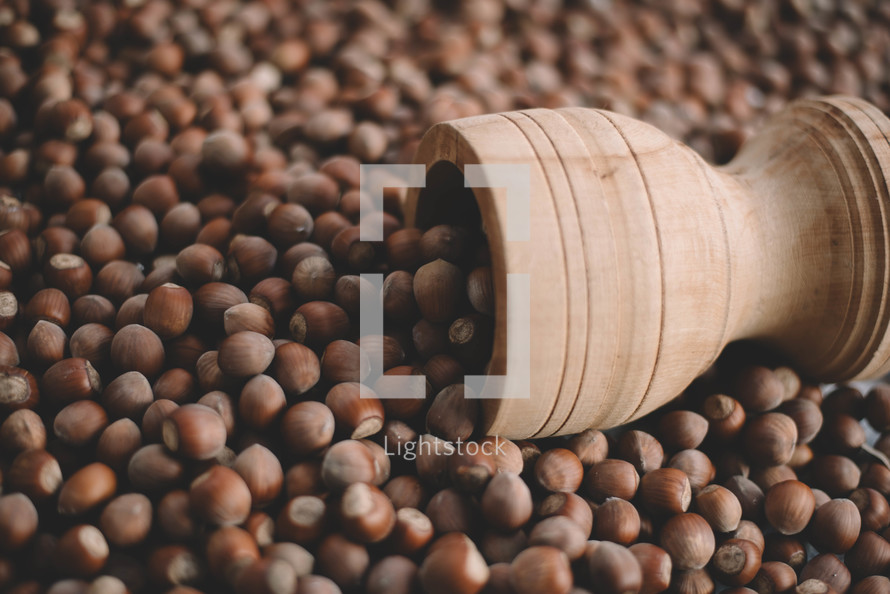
[0,330,18,366]
[480,472,533,531]
[743,412,798,466]
[205,526,260,584]
[127,444,185,493]
[226,235,277,284]
[331,226,377,271]
[728,520,766,553]
[102,371,153,420]
[143,283,193,339]
[273,342,321,395]
[811,455,861,497]
[142,399,180,443]
[147,545,203,588]
[659,512,715,570]
[670,569,715,594]
[266,203,314,248]
[701,393,746,441]
[24,288,70,327]
[763,533,807,572]
[0,493,39,552]
[189,465,252,526]
[0,409,46,453]
[778,398,823,445]
[617,430,664,475]
[94,261,146,305]
[53,399,108,446]
[111,325,165,378]
[0,365,40,411]
[249,277,296,320]
[537,492,594,536]
[276,496,327,544]
[217,331,275,377]
[7,448,62,500]
[390,507,435,555]
[585,541,643,594]
[799,554,851,594]
[264,542,314,578]
[629,543,672,594]
[365,556,418,594]
[321,439,380,491]
[748,561,797,592]
[53,525,109,578]
[426,488,480,535]
[232,558,297,594]
[238,374,286,430]
[808,498,861,553]
[426,384,478,442]
[340,482,396,543]
[315,532,370,592]
[844,531,890,579]
[657,410,709,451]
[822,386,865,419]
[413,259,463,323]
[591,497,640,545]
[157,490,199,542]
[695,484,743,533]
[448,441,497,493]
[232,444,283,508]
[0,290,18,332]
[290,301,350,346]
[724,475,765,523]
[711,538,762,586]
[224,303,275,338]
[45,254,93,299]
[115,294,148,329]
[866,383,890,431]
[69,323,114,368]
[96,418,142,472]
[849,487,890,532]
[159,203,201,250]
[281,401,335,456]
[58,462,117,516]
[585,458,641,503]
[291,256,336,300]
[162,403,227,460]
[764,480,815,535]
[152,368,196,404]
[325,382,384,439]
[112,205,158,256]
[668,449,715,493]
[80,225,127,269]
[565,428,610,468]
[419,533,489,594]
[751,464,798,493]
[735,365,784,412]
[176,244,226,285]
[526,515,586,561]
[99,493,152,547]
[638,467,692,515]
[853,577,890,594]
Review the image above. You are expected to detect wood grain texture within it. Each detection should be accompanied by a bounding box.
[405,96,890,438]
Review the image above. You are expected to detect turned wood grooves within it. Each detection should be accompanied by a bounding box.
[406,96,890,439]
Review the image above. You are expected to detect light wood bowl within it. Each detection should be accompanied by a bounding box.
[405,96,890,438]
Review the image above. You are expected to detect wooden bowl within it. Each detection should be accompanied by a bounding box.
[406,96,890,438]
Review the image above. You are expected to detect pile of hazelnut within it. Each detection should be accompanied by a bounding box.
[3,0,890,593]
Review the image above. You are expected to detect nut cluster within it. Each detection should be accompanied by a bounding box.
[1,0,890,593]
